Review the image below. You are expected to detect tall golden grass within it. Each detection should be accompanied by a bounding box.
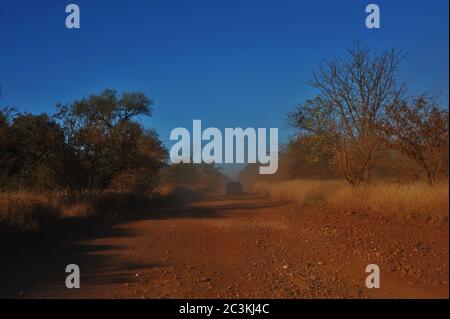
[0,186,196,233]
[0,192,62,231]
[0,191,160,232]
[254,180,449,220]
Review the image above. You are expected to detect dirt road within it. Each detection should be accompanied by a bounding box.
[7,194,449,298]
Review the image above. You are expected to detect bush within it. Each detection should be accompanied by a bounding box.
[0,192,61,231]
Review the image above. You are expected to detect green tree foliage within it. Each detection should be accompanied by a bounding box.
[0,90,167,198]
[0,105,66,190]
[54,89,167,198]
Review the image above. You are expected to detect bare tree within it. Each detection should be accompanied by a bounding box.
[289,44,405,185]
[382,95,449,186]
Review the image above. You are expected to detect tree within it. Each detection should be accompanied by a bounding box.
[381,95,449,185]
[9,114,66,189]
[0,108,13,188]
[54,89,167,199]
[289,44,404,185]
[112,128,167,194]
[0,93,16,188]
[0,110,65,190]
[281,134,339,180]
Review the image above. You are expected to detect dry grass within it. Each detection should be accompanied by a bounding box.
[0,191,143,232]
[61,202,95,218]
[0,189,172,232]
[254,180,449,220]
[0,192,62,231]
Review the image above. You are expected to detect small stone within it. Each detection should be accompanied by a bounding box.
[198,277,210,283]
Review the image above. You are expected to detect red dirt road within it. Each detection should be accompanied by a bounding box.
[16,194,449,298]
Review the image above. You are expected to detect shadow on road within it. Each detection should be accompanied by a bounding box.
[0,193,283,298]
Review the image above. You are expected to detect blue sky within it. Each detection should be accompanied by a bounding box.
[0,0,448,176]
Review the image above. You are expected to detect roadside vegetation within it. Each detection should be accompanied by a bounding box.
[254,180,448,221]
[0,90,226,234]
[241,44,448,219]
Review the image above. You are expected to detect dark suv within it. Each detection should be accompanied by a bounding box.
[226,182,244,195]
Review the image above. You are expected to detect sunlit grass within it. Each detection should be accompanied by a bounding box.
[254,180,449,220]
[0,191,62,231]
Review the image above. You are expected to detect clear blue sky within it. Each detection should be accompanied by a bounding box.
[0,0,448,176]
